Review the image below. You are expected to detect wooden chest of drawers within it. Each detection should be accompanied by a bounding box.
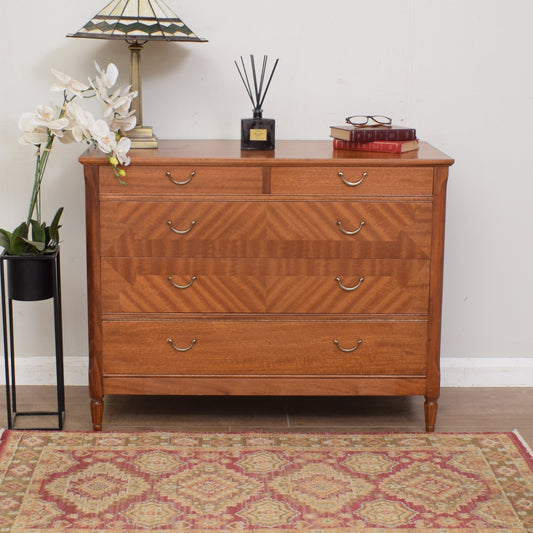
[81,140,453,431]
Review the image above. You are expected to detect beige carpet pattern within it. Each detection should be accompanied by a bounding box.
[0,430,532,531]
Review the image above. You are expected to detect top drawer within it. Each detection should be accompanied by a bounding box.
[99,165,263,195]
[271,167,433,196]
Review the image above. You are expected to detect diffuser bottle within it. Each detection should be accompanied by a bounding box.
[241,109,275,151]
[235,55,278,151]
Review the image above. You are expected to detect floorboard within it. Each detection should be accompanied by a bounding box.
[1,387,532,445]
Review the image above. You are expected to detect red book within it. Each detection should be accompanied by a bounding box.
[332,138,419,154]
[330,124,417,142]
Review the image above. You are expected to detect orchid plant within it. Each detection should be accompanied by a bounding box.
[0,62,136,255]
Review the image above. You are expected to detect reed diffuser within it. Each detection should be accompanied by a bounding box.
[235,54,279,150]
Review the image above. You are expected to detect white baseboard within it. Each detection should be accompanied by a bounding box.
[0,356,88,386]
[440,357,533,387]
[1,356,532,387]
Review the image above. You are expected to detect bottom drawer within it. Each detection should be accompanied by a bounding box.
[102,320,427,376]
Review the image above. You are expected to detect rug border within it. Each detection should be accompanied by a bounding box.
[511,429,533,468]
[0,428,6,455]
[3,428,531,471]
[1,427,532,452]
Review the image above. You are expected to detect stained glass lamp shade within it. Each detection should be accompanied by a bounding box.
[68,0,207,147]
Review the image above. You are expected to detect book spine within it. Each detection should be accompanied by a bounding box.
[348,128,416,142]
[333,138,408,153]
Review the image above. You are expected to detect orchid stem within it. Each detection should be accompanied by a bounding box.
[26,94,69,225]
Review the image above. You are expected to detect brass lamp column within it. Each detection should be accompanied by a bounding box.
[127,41,158,147]
[68,0,207,148]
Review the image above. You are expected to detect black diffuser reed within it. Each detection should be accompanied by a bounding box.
[235,55,279,150]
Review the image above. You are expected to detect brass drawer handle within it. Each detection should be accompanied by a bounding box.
[338,171,367,187]
[168,275,197,289]
[335,276,364,291]
[337,220,365,235]
[166,170,196,185]
[167,220,196,234]
[167,338,197,352]
[334,339,363,352]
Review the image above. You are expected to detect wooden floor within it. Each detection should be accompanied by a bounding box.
[1,387,532,445]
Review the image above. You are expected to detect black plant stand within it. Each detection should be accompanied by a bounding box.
[1,250,65,429]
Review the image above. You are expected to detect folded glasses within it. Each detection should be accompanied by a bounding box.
[345,115,392,127]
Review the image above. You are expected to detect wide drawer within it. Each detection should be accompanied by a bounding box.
[102,319,427,375]
[99,165,263,195]
[271,166,433,196]
[100,200,432,259]
[101,257,430,314]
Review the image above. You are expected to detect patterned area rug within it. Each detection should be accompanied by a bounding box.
[0,430,532,531]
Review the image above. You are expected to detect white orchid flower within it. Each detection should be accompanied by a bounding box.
[18,112,49,145]
[90,119,117,154]
[115,136,132,166]
[32,105,69,137]
[66,102,96,143]
[109,111,137,133]
[50,69,89,96]
[99,86,137,118]
[114,88,138,115]
[94,62,119,90]
[57,130,76,144]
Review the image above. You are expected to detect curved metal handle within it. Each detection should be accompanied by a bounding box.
[168,275,197,289]
[167,220,196,234]
[334,339,362,352]
[338,171,367,187]
[337,220,365,235]
[335,276,364,291]
[167,338,197,352]
[166,170,196,186]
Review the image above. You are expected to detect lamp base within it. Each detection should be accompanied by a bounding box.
[129,126,158,148]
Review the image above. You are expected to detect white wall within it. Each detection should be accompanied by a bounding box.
[1,0,532,384]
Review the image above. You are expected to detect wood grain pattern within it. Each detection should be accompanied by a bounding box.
[271,166,433,196]
[101,257,430,314]
[100,165,263,195]
[102,320,428,375]
[83,165,104,431]
[102,376,427,397]
[99,200,433,259]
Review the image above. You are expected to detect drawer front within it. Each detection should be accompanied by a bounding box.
[102,320,427,375]
[100,200,432,259]
[101,258,430,314]
[99,165,263,195]
[271,167,433,196]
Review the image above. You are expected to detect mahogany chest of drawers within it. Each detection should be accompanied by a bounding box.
[81,140,453,431]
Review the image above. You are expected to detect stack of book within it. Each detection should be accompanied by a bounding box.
[330,124,419,154]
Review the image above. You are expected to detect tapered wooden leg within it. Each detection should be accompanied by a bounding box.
[424,396,438,432]
[90,399,104,431]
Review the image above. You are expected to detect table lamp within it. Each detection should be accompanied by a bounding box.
[68,0,207,148]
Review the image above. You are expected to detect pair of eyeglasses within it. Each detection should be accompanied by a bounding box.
[345,115,392,127]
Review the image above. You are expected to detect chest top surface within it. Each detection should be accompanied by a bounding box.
[80,139,454,168]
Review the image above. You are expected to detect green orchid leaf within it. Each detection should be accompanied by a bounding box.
[9,236,28,255]
[30,219,46,243]
[0,229,12,251]
[22,238,46,252]
[12,222,29,242]
[48,207,63,246]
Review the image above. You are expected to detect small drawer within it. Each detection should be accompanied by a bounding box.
[99,165,263,195]
[102,319,427,376]
[271,166,433,196]
[101,257,430,315]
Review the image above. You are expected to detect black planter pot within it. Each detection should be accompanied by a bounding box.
[2,250,58,301]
